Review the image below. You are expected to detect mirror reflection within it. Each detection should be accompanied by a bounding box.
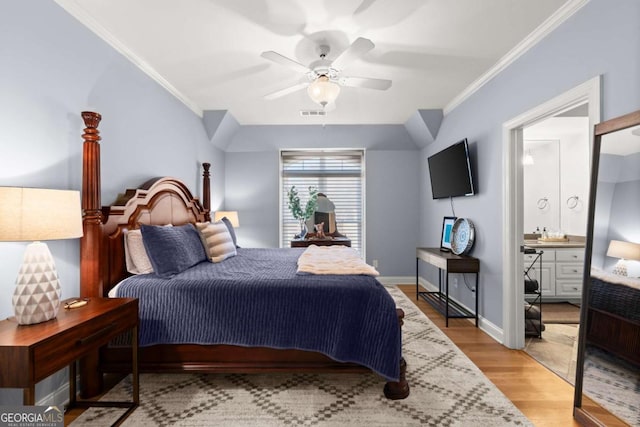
[580,119,640,426]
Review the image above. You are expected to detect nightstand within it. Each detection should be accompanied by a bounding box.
[0,297,138,424]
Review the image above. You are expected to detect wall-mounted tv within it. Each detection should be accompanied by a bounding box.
[427,138,475,199]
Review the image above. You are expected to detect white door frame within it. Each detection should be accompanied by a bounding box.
[501,76,601,349]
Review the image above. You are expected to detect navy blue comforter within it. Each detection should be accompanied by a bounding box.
[115,248,401,380]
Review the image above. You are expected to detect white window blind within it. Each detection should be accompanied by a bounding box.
[281,150,364,253]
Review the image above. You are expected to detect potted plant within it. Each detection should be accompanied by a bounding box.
[287,186,318,239]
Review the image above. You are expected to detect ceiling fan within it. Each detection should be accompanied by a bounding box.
[260,37,392,107]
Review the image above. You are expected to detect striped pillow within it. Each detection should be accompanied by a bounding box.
[196,221,237,262]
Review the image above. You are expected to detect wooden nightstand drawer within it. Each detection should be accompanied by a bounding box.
[32,300,137,382]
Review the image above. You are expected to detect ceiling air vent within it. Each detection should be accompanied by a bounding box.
[300,110,327,117]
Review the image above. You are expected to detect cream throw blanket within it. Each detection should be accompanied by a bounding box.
[297,244,380,276]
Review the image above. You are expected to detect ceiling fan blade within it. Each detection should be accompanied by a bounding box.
[331,37,375,70]
[264,82,309,100]
[260,51,310,74]
[339,76,392,90]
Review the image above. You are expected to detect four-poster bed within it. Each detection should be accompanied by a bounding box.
[77,111,409,400]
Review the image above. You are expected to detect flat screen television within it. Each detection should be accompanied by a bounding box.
[427,138,475,199]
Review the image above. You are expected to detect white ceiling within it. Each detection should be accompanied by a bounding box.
[56,0,574,125]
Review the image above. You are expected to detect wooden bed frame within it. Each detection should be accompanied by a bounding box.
[586,307,640,367]
[78,111,409,400]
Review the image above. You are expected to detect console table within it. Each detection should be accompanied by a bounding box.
[416,247,479,327]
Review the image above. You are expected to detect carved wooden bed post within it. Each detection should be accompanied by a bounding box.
[80,111,103,299]
[79,111,104,397]
[202,162,211,222]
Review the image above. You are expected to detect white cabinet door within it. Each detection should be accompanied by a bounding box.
[524,263,556,296]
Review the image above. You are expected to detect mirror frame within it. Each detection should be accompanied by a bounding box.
[573,109,640,426]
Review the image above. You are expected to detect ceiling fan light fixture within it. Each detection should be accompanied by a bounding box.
[307,75,340,107]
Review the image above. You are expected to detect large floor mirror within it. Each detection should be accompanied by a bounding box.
[574,109,640,426]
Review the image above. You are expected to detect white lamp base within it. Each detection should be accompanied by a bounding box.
[612,259,628,276]
[12,241,61,325]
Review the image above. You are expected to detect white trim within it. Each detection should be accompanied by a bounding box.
[36,376,72,407]
[53,0,203,117]
[444,0,590,115]
[378,276,414,286]
[478,317,504,345]
[501,76,601,349]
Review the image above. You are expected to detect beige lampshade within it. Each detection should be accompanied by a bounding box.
[214,210,239,228]
[0,187,82,325]
[606,239,640,261]
[0,187,83,241]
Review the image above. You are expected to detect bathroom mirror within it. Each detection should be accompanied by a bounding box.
[573,109,640,426]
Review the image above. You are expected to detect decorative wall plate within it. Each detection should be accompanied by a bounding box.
[451,218,475,255]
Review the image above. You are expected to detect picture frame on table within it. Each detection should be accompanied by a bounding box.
[440,216,457,252]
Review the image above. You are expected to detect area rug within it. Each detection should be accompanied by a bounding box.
[540,302,581,324]
[70,286,532,426]
[524,323,579,383]
[583,345,640,427]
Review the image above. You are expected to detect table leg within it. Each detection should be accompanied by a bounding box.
[132,325,139,405]
[475,273,479,327]
[23,387,35,406]
[445,271,449,327]
[415,258,419,300]
[69,361,77,408]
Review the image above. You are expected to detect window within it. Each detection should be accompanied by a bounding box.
[281,150,364,254]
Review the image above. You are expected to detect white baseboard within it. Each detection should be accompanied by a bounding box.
[377,276,414,286]
[37,382,71,408]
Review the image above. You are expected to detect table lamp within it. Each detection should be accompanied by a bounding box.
[0,187,83,325]
[606,239,640,276]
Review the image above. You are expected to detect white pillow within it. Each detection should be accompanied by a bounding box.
[124,229,154,274]
[196,221,237,262]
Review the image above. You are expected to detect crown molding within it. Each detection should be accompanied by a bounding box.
[54,0,203,117]
[444,0,590,116]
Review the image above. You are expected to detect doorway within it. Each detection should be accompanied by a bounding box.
[501,76,601,350]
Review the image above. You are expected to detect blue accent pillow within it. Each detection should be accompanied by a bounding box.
[140,223,208,278]
[220,216,239,248]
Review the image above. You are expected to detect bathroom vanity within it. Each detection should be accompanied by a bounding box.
[523,236,585,301]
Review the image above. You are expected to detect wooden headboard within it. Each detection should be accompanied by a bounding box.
[79,111,211,298]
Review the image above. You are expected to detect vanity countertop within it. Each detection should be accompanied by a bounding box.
[523,239,585,249]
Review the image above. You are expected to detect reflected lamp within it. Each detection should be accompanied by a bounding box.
[606,239,640,276]
[0,187,83,325]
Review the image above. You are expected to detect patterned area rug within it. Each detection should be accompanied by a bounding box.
[70,286,531,426]
[583,345,640,426]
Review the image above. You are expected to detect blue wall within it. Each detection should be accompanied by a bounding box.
[418,0,640,327]
[223,126,420,275]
